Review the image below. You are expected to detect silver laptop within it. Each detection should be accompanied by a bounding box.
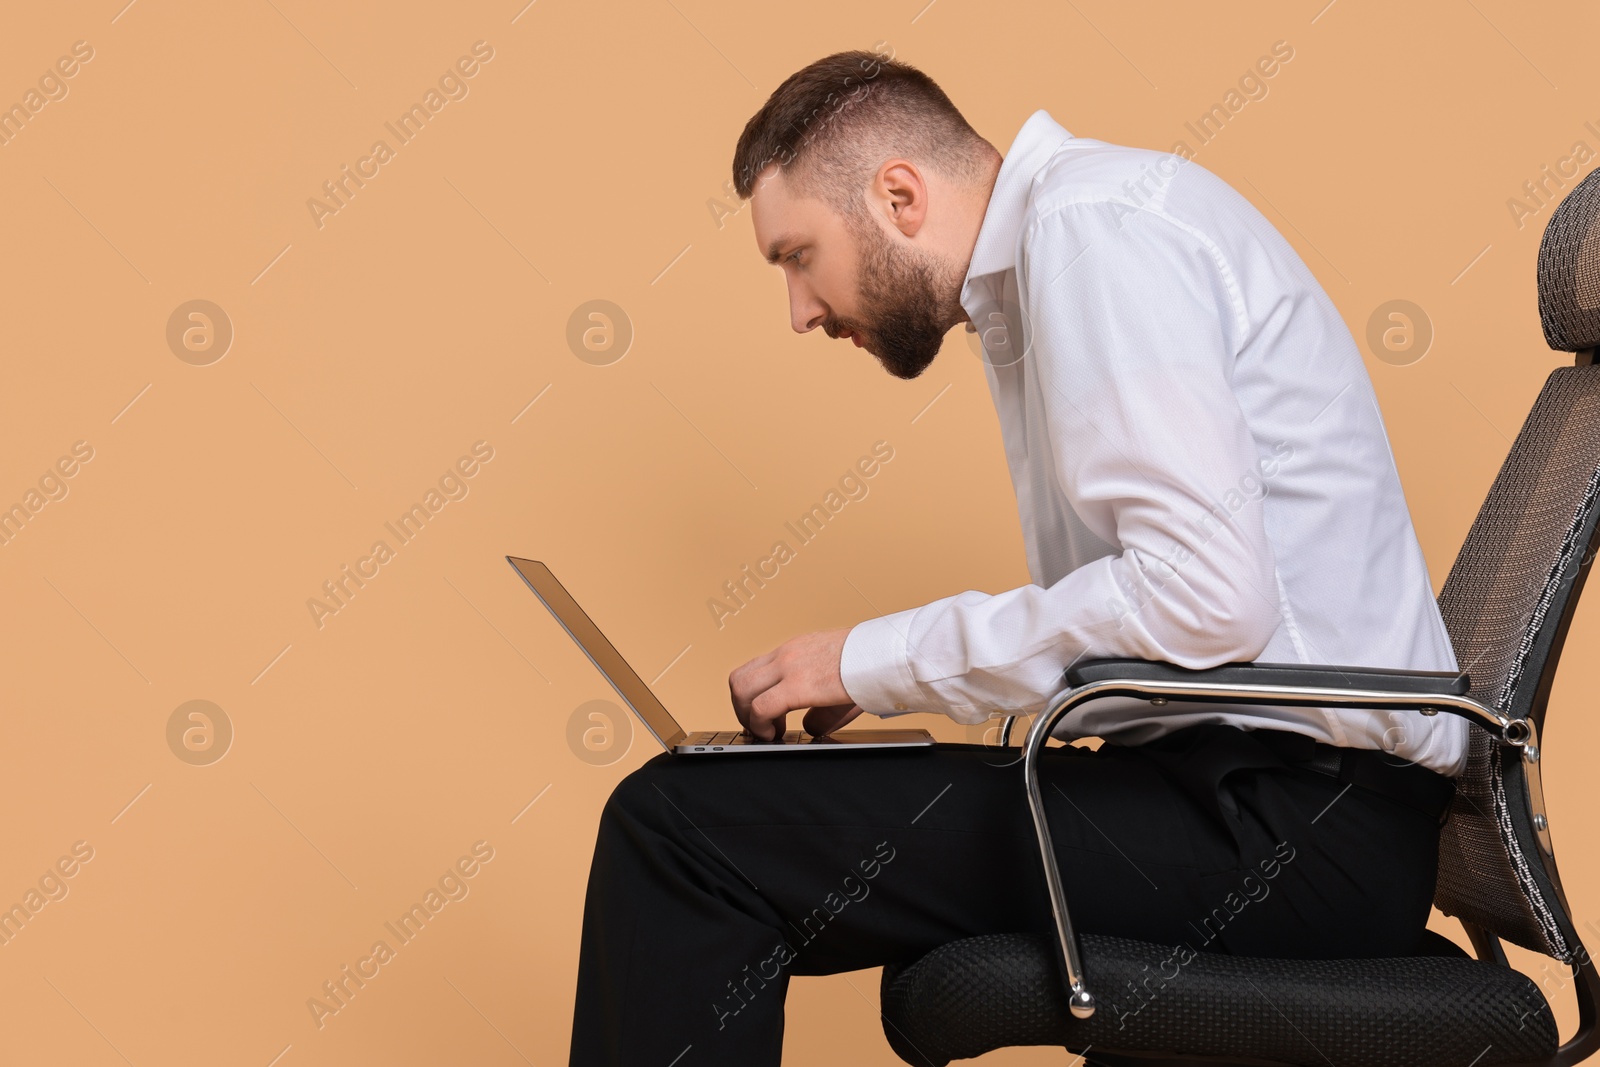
[507,557,935,755]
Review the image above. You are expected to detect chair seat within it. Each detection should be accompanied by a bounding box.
[879,932,1556,1067]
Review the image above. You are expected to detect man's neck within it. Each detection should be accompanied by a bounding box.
[947,152,1004,328]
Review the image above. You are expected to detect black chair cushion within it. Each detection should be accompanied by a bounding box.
[879,932,1555,1067]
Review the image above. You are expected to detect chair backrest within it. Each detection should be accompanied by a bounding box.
[1431,167,1600,964]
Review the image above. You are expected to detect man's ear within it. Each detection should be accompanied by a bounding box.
[873,159,928,238]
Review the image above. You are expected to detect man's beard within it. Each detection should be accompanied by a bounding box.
[831,219,956,380]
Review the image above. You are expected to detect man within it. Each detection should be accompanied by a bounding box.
[567,51,1464,1066]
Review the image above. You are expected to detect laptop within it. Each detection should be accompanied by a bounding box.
[507,557,936,755]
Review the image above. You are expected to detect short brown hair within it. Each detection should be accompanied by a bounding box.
[731,50,993,224]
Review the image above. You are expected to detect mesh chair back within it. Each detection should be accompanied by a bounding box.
[1539,166,1600,352]
[1432,167,1600,963]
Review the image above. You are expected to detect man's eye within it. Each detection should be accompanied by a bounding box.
[787,251,803,265]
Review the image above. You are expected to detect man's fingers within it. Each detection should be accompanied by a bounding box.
[749,709,787,742]
[728,652,783,727]
[729,630,855,739]
[747,687,792,741]
[803,703,865,737]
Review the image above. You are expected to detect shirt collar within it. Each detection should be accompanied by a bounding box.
[963,109,1075,288]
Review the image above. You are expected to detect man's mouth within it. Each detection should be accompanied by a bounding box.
[829,323,868,348]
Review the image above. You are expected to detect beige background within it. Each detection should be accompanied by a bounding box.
[1,0,1596,1063]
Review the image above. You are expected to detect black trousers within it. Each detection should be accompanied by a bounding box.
[567,725,1449,1066]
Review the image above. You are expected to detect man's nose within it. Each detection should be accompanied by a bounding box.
[787,281,827,334]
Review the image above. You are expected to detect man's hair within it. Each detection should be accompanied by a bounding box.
[731,50,994,226]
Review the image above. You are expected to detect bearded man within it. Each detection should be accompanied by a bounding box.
[566,50,1462,1067]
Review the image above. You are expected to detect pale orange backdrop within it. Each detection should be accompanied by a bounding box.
[0,0,1596,1064]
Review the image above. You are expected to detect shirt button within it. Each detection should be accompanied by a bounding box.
[893,702,908,711]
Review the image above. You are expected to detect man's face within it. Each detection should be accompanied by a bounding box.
[750,166,953,380]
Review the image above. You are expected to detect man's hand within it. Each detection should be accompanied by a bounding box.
[728,626,866,741]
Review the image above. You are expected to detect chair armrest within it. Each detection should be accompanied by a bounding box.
[1065,657,1470,697]
[1017,657,1519,1023]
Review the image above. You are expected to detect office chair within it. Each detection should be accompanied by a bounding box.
[878,169,1600,1067]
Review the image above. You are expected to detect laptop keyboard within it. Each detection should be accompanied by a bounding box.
[699,731,803,745]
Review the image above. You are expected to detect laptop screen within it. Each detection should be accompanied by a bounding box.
[507,557,688,750]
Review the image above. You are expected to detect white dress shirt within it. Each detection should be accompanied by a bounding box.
[839,109,1468,777]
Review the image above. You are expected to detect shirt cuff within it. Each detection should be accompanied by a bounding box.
[839,607,924,715]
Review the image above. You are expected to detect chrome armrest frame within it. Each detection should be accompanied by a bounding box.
[1009,675,1522,1020]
